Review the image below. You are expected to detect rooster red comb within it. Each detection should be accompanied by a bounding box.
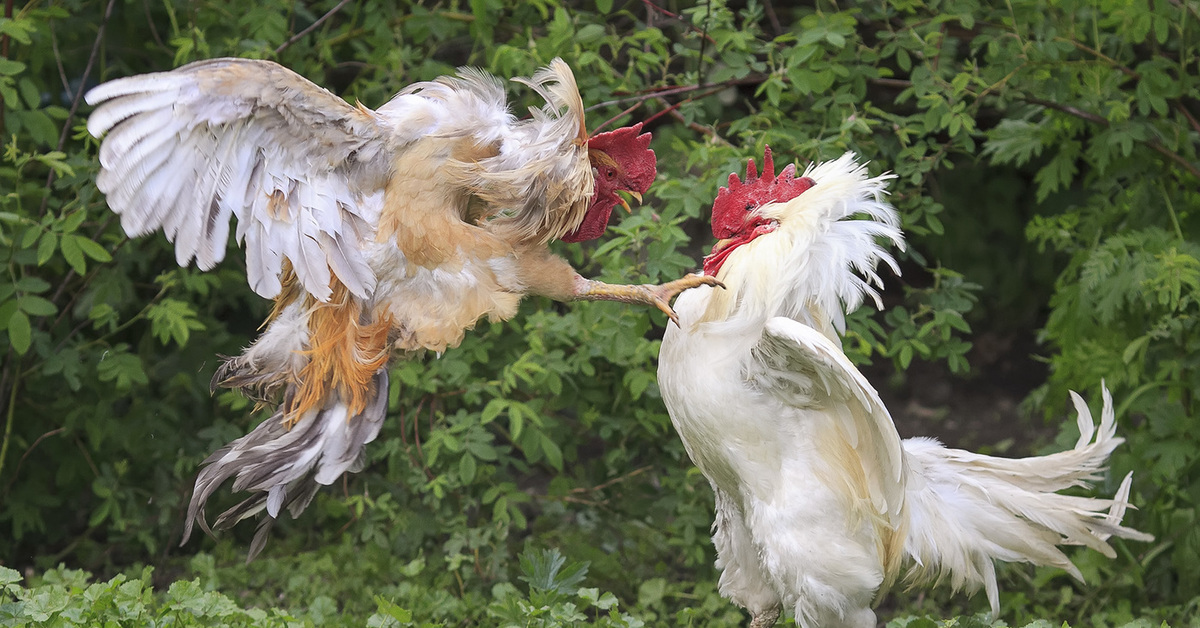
[587,122,652,155]
[710,146,815,240]
[702,146,816,276]
[562,122,657,242]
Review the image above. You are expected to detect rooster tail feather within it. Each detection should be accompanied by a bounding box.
[181,369,389,558]
[900,383,1153,616]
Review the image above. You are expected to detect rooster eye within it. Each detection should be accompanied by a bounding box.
[606,169,615,178]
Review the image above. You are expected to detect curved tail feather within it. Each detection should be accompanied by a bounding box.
[900,383,1153,616]
[182,369,389,560]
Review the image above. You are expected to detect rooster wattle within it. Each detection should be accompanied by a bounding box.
[657,149,1152,627]
[86,57,718,556]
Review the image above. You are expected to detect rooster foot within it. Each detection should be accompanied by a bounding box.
[747,606,781,628]
[573,274,724,326]
[645,274,724,325]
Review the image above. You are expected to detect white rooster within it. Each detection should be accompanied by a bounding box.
[657,149,1153,627]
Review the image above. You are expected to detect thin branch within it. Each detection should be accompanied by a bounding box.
[762,0,783,36]
[639,0,716,45]
[142,0,168,51]
[1175,102,1200,135]
[4,427,65,491]
[590,100,645,136]
[0,362,16,483]
[38,0,118,218]
[1144,141,1200,180]
[1021,95,1109,125]
[585,75,764,112]
[569,464,653,495]
[647,90,734,146]
[0,0,14,136]
[50,25,72,98]
[1056,36,1139,79]
[274,0,354,55]
[1024,95,1200,180]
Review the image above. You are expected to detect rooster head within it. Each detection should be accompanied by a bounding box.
[561,123,657,242]
[702,146,815,276]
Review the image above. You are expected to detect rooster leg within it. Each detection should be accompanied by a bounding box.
[572,274,724,325]
[747,606,780,628]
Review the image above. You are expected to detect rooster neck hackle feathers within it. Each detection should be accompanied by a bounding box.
[698,152,904,334]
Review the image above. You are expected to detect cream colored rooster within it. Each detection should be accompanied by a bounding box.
[86,57,716,556]
[657,150,1152,627]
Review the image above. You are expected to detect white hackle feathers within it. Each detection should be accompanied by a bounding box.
[701,152,903,336]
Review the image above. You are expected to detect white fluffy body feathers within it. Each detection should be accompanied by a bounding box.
[659,152,1151,627]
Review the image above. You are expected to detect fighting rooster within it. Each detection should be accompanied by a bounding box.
[86,57,716,555]
[657,150,1152,627]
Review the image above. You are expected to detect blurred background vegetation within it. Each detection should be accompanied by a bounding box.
[1,0,1197,625]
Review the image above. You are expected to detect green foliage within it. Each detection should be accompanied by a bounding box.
[1,0,1196,626]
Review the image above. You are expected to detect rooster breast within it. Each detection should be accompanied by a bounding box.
[659,286,890,627]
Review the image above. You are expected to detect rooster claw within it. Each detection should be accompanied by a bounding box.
[573,273,724,326]
[649,274,725,327]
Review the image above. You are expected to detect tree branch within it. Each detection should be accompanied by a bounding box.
[0,0,14,137]
[39,0,118,217]
[274,0,354,55]
[1024,96,1200,180]
[585,75,764,112]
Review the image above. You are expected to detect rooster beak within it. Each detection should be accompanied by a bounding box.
[615,190,642,214]
[711,238,734,254]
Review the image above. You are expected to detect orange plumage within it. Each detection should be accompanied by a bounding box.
[86,57,718,556]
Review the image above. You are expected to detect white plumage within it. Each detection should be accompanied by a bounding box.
[658,151,1152,627]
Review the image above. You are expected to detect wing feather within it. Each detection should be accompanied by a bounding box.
[86,58,392,300]
[754,317,906,518]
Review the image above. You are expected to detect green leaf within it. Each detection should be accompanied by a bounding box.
[17,295,57,317]
[459,453,476,483]
[73,235,112,262]
[60,233,86,274]
[8,310,31,354]
[372,595,412,622]
[0,58,25,75]
[540,433,563,471]
[37,232,57,266]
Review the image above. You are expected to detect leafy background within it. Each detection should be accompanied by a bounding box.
[1,0,1197,625]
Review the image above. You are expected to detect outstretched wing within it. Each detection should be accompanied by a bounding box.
[86,58,403,301]
[751,316,907,582]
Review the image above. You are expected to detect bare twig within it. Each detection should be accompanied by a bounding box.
[274,0,354,55]
[1024,95,1200,180]
[585,75,764,112]
[1021,95,1108,125]
[142,0,168,51]
[38,0,118,218]
[1175,102,1200,135]
[569,464,653,495]
[590,101,645,136]
[0,0,14,136]
[50,27,72,97]
[0,361,16,484]
[659,102,733,147]
[639,0,716,45]
[762,0,783,36]
[4,427,65,491]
